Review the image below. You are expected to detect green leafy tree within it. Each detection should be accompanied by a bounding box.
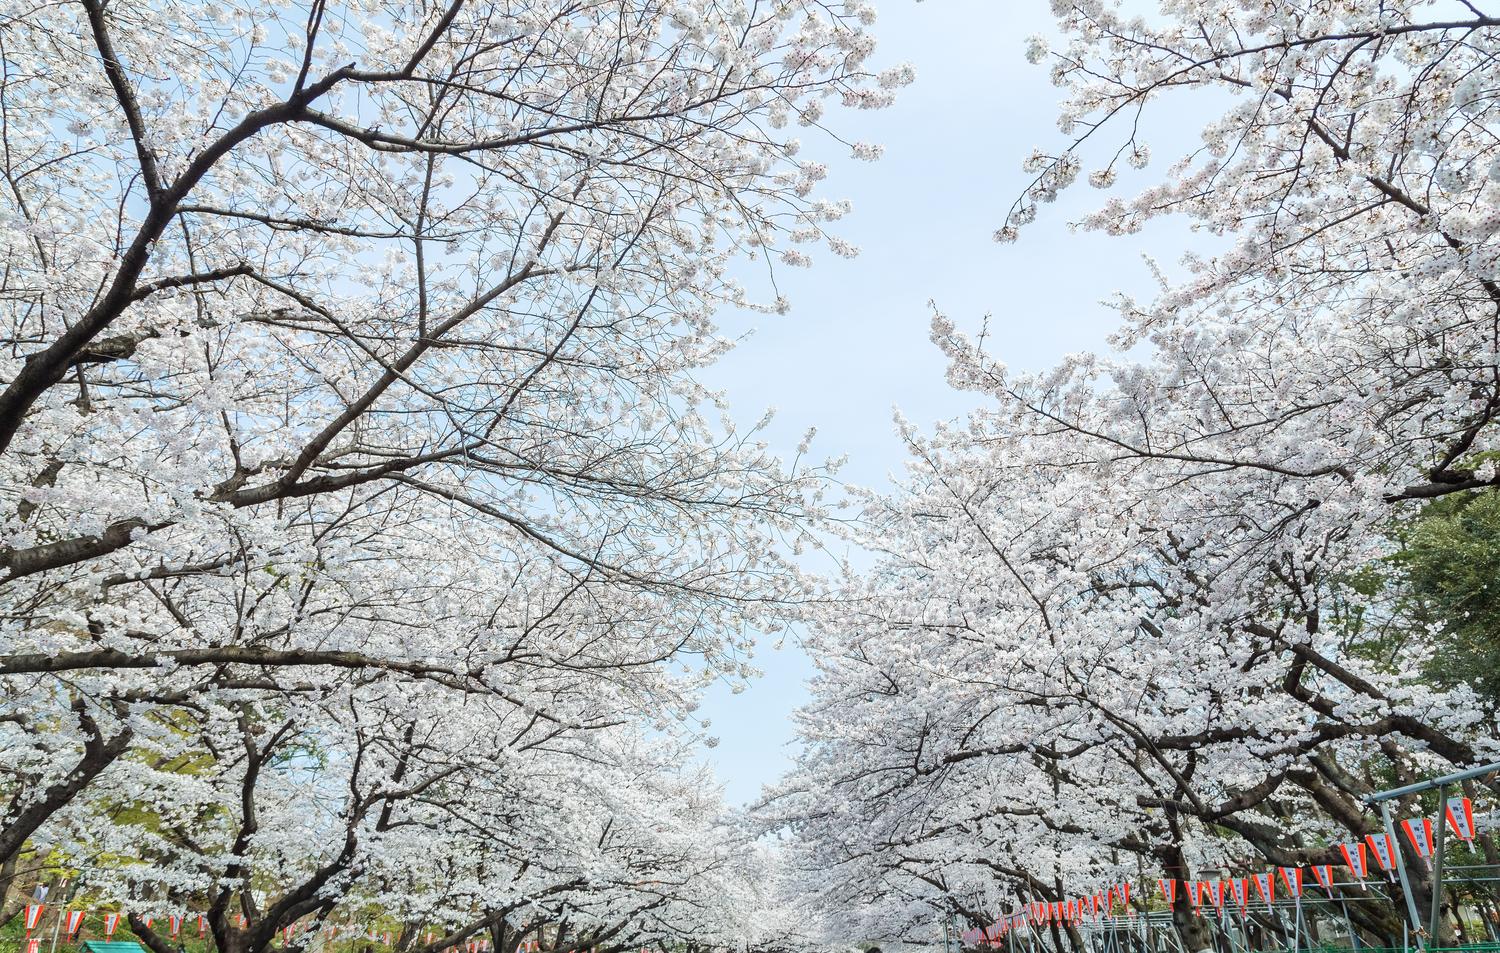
[1396,489,1500,708]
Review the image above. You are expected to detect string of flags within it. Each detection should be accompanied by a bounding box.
[960,797,1484,947]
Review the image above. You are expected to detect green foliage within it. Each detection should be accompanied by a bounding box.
[1393,489,1500,708]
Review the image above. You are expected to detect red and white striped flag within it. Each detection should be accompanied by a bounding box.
[65,911,86,941]
[1159,879,1177,907]
[23,904,46,933]
[1339,842,1368,882]
[1310,865,1336,892]
[104,913,121,939]
[1253,872,1275,911]
[1446,798,1477,842]
[1229,879,1249,918]
[1206,880,1226,910]
[1402,818,1435,868]
[1279,867,1303,898]
[169,915,183,939]
[1365,833,1399,880]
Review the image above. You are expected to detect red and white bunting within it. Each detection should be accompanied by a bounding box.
[1339,842,1368,882]
[65,910,86,940]
[26,939,40,953]
[1310,865,1336,891]
[1402,818,1435,868]
[1253,872,1275,911]
[1229,879,1249,918]
[1118,882,1131,910]
[23,904,46,932]
[104,913,121,939]
[169,915,183,939]
[143,916,154,929]
[1206,880,1225,910]
[1279,867,1304,898]
[1365,833,1399,880]
[1159,879,1177,907]
[198,914,207,938]
[1446,797,1477,842]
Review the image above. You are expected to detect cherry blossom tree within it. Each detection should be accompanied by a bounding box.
[0,0,907,943]
[769,3,1500,951]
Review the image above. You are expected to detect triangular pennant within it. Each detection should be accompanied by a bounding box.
[65,911,86,941]
[1207,880,1225,909]
[1310,865,1336,891]
[104,914,121,939]
[1229,879,1249,919]
[1159,879,1177,907]
[1402,818,1435,868]
[1279,867,1304,898]
[1339,842,1368,882]
[1253,872,1275,911]
[23,905,46,932]
[1365,833,1398,880]
[1445,797,1477,842]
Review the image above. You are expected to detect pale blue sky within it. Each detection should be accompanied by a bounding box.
[697,0,1206,806]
